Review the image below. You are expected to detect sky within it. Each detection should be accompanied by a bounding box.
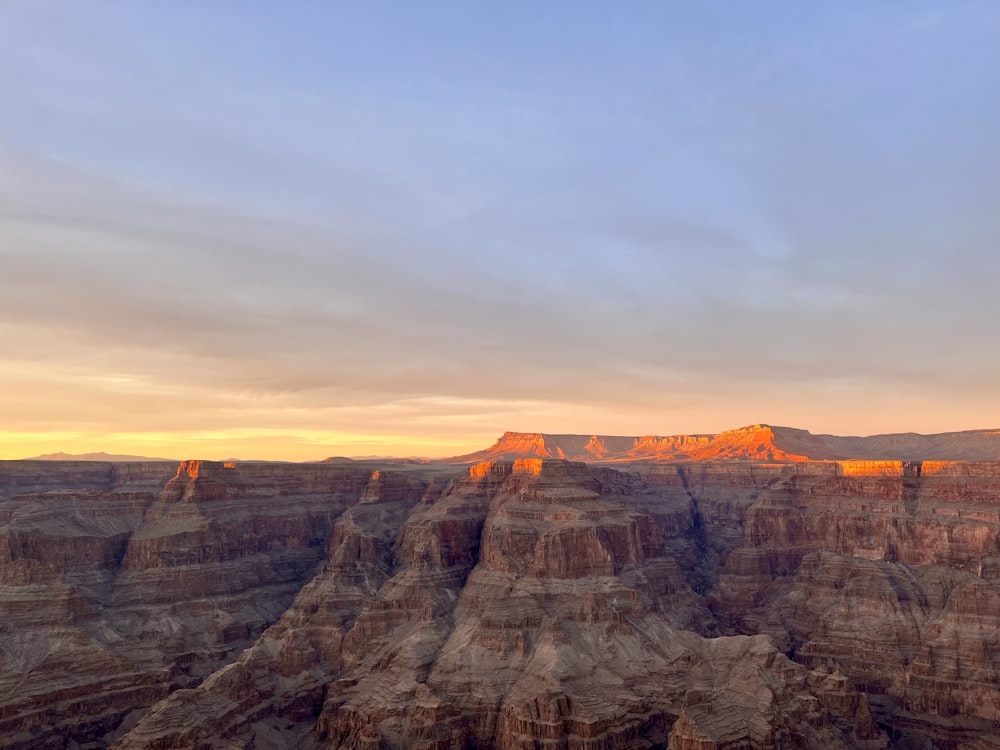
[2,1,1000,461]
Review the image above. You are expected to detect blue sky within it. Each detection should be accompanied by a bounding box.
[2,2,999,459]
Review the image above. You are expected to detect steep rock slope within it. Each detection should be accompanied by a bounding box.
[6,456,1000,748]
[0,460,435,749]
[709,461,1000,748]
[115,460,882,749]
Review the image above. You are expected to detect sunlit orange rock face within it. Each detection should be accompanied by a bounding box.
[3,437,1000,748]
[450,424,1000,464]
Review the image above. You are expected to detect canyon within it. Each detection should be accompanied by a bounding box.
[2,425,1000,748]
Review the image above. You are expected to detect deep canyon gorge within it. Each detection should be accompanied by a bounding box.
[3,425,1000,749]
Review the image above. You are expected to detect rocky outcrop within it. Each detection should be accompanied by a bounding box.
[0,460,437,749]
[707,460,1000,747]
[111,460,883,749]
[449,426,814,463]
[448,425,1000,463]
[0,459,178,495]
[5,454,1000,747]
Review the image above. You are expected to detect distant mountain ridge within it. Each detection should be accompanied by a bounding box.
[24,451,176,462]
[448,424,1000,463]
[25,425,1000,465]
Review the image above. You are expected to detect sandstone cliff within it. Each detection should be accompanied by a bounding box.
[0,459,440,749]
[4,455,1000,748]
[450,425,1000,463]
[111,459,879,750]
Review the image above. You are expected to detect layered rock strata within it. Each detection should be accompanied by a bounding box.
[451,425,1000,463]
[709,460,1000,748]
[4,457,1000,748]
[0,460,436,749]
[112,460,882,749]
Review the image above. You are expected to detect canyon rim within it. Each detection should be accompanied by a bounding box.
[3,425,1000,749]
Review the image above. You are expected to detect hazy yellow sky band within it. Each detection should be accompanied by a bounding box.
[4,4,1000,460]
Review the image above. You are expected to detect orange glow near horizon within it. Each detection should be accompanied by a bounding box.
[4,373,999,463]
[0,429,487,462]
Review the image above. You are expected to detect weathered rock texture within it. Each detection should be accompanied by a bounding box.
[3,452,1000,748]
[0,460,443,749]
[451,425,1000,463]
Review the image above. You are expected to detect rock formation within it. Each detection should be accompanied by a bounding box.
[451,425,1000,463]
[3,436,1000,748]
[0,460,441,749]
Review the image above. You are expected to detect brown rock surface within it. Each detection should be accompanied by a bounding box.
[706,460,1000,747]
[5,449,1000,748]
[0,459,437,749]
[110,460,881,749]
